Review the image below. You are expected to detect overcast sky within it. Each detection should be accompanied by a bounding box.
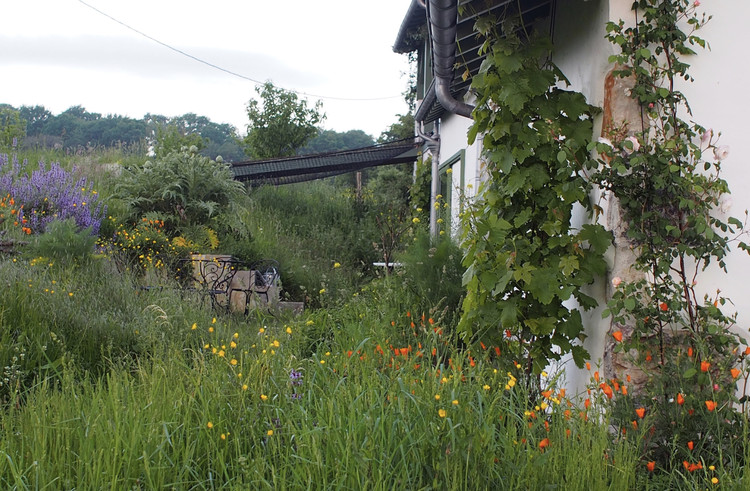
[1,0,414,138]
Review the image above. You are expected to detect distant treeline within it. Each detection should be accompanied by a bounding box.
[0,104,412,163]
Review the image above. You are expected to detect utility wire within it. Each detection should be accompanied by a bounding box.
[76,0,403,102]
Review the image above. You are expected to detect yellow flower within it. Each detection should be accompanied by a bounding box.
[712,477,719,484]
[306,320,314,326]
[206,422,213,429]
[412,217,421,224]
[259,327,265,334]
[452,400,459,406]
[438,409,447,418]
[230,359,238,366]
[204,344,210,349]
[260,394,268,401]
[220,433,226,440]
[230,341,237,349]
[483,385,491,391]
[267,430,274,436]
[242,384,248,390]
[218,350,225,357]
[446,168,453,174]
[233,332,239,339]
[435,394,440,400]
[272,340,280,348]
[191,323,197,330]
[212,317,217,324]
[208,327,214,333]
[319,288,326,294]
[333,262,341,268]
[286,326,293,334]
[320,360,325,364]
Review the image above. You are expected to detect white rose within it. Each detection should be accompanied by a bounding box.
[714,145,730,161]
[597,137,613,148]
[719,194,733,214]
[700,128,713,147]
[623,136,640,155]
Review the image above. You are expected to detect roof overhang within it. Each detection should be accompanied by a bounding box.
[395,0,555,123]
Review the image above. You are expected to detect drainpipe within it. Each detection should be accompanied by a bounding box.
[427,0,475,119]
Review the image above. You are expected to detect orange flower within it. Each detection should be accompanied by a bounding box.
[594,371,600,382]
[612,330,623,342]
[635,407,646,419]
[584,398,591,409]
[687,441,694,450]
[677,393,685,405]
[700,361,711,372]
[688,347,693,358]
[659,302,668,311]
[586,362,591,371]
[647,461,656,472]
[600,383,614,399]
[731,368,741,379]
[705,400,717,411]
[745,346,750,356]
[538,438,550,450]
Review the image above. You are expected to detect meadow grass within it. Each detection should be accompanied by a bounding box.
[0,256,646,489]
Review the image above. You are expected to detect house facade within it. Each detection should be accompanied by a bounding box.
[394,0,750,392]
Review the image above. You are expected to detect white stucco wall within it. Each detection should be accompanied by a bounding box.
[431,0,750,394]
[675,1,750,333]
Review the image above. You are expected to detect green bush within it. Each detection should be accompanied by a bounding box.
[30,218,97,264]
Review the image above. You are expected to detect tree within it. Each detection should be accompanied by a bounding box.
[299,129,373,155]
[0,106,26,149]
[242,82,324,159]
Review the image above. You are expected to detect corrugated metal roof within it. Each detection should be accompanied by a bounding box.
[231,139,420,185]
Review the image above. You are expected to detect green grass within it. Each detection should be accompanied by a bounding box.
[0,256,727,489]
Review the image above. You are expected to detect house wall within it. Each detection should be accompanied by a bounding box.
[551,0,750,393]
[432,0,750,395]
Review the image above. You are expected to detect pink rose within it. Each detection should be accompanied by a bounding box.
[611,277,622,287]
[623,136,640,154]
[714,145,730,161]
[700,128,713,147]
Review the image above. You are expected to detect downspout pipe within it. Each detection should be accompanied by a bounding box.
[427,0,475,119]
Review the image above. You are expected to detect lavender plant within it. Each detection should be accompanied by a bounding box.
[0,152,105,235]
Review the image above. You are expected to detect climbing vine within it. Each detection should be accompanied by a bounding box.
[593,0,750,471]
[459,25,610,380]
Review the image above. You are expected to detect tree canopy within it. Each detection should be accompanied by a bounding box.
[242,82,324,159]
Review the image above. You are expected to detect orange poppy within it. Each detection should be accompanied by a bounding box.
[731,368,741,379]
[705,400,717,411]
[635,407,646,419]
[701,361,711,372]
[687,441,694,450]
[539,438,550,450]
[647,461,656,472]
[677,393,685,405]
[612,331,623,342]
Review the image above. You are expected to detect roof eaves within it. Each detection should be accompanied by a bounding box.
[393,0,427,53]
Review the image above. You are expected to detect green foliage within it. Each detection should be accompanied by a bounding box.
[593,0,749,474]
[0,107,26,150]
[30,218,97,264]
[460,29,608,378]
[152,124,204,159]
[396,231,465,326]
[115,147,246,239]
[242,82,324,159]
[298,129,373,155]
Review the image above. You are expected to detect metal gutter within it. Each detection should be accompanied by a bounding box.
[426,0,475,119]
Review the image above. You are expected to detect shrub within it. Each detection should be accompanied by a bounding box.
[31,218,97,264]
[0,153,106,235]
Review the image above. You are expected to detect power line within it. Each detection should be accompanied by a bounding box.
[76,0,404,102]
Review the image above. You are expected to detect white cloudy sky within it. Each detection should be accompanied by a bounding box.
[1,0,413,137]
